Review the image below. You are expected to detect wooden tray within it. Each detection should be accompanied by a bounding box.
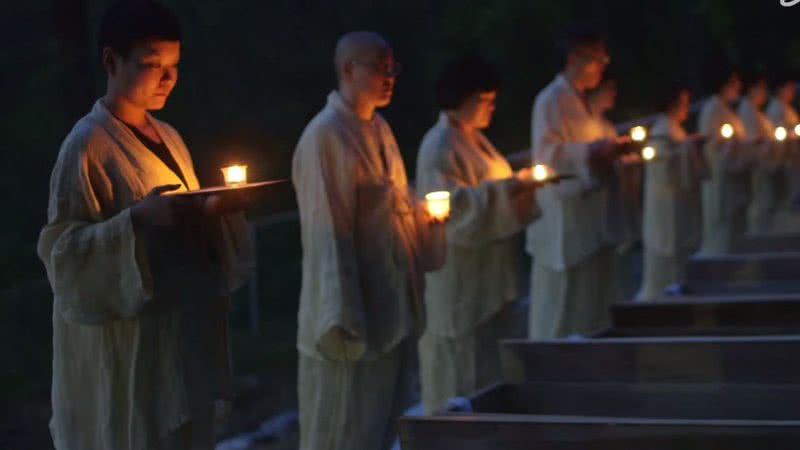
[168,179,288,197]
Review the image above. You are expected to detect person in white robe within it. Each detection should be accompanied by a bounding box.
[589,76,619,139]
[637,87,703,300]
[415,55,540,414]
[527,27,632,339]
[292,32,444,450]
[36,3,253,449]
[697,70,750,255]
[738,75,786,234]
[766,74,800,215]
[588,74,642,301]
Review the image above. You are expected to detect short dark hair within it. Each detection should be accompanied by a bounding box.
[709,67,740,93]
[772,70,797,90]
[98,1,182,59]
[435,55,501,110]
[658,82,691,112]
[743,71,769,91]
[558,23,607,56]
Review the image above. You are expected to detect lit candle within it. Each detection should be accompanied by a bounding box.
[629,126,647,142]
[532,164,553,182]
[720,123,734,139]
[425,191,451,221]
[221,164,248,186]
[776,126,788,142]
[641,146,656,161]
[794,124,800,137]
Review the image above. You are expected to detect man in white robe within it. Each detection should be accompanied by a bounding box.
[697,71,750,255]
[36,3,253,449]
[588,75,642,301]
[527,28,631,339]
[638,88,702,300]
[738,75,786,234]
[415,56,540,414]
[766,75,800,215]
[292,32,443,450]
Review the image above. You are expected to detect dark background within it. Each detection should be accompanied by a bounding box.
[1,0,799,447]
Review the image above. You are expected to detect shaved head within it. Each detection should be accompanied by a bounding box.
[334,31,391,78]
[333,31,397,112]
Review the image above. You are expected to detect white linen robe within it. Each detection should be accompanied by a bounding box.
[415,113,539,413]
[637,115,701,300]
[596,114,642,300]
[292,91,441,450]
[766,97,800,215]
[738,99,786,233]
[527,74,619,339]
[698,95,751,255]
[37,100,253,450]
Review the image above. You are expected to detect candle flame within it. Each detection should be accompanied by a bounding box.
[642,146,656,161]
[532,164,551,181]
[720,123,734,139]
[425,191,451,221]
[222,165,247,186]
[630,126,647,142]
[776,126,788,142]
[794,124,800,137]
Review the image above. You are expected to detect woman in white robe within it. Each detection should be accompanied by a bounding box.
[415,56,539,414]
[638,87,702,300]
[588,75,642,301]
[738,75,786,234]
[698,71,750,255]
[766,75,800,215]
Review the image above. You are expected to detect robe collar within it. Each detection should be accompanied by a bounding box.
[89,100,197,190]
[327,90,379,125]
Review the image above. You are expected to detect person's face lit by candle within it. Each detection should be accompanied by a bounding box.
[668,90,691,124]
[450,91,497,130]
[720,72,742,103]
[569,41,609,91]
[104,40,180,112]
[746,78,769,109]
[588,78,616,115]
[777,80,797,105]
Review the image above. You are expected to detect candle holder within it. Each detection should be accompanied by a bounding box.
[532,164,554,182]
[720,123,735,139]
[221,165,248,187]
[775,126,788,142]
[641,146,656,161]
[425,191,451,221]
[629,126,647,143]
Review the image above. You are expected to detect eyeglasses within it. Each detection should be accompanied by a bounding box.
[577,51,611,66]
[352,60,403,77]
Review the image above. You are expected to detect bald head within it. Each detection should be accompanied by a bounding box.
[334,31,392,79]
[333,31,397,111]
